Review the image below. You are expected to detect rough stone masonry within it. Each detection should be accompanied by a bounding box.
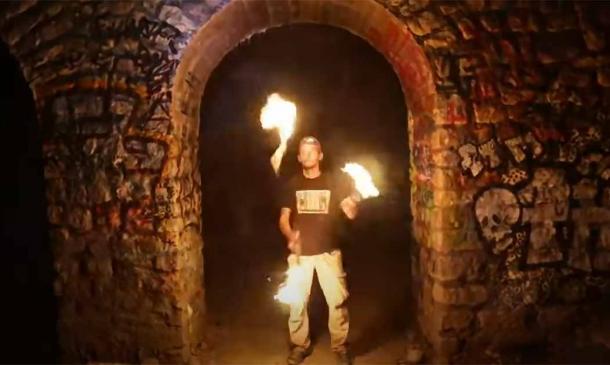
[1,0,610,363]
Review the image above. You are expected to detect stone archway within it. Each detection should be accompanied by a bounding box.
[170,0,437,359]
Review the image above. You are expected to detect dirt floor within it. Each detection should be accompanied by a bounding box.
[203,215,413,365]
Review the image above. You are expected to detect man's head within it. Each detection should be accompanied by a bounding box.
[297,136,323,169]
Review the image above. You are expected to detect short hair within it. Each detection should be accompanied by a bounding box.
[299,136,322,150]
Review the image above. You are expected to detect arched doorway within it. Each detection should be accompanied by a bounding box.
[199,23,411,362]
[0,41,58,362]
[170,0,437,361]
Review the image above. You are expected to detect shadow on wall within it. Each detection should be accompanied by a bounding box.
[198,23,413,336]
[0,42,58,362]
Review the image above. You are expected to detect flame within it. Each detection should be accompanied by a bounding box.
[274,264,306,305]
[260,93,297,175]
[341,162,380,199]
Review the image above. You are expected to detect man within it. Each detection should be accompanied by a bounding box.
[279,136,360,365]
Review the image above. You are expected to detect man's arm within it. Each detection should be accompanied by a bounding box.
[279,207,294,239]
[339,174,361,220]
[279,207,300,253]
[340,193,360,220]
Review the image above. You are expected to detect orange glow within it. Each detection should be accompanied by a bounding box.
[274,263,305,305]
[341,162,380,199]
[260,93,297,175]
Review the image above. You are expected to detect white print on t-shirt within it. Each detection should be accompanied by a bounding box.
[296,190,331,214]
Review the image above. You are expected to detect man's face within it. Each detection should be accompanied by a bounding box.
[298,143,323,169]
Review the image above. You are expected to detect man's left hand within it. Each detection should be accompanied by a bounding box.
[340,196,359,220]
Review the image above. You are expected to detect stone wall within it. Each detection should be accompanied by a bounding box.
[380,0,610,361]
[1,0,610,363]
[0,1,224,362]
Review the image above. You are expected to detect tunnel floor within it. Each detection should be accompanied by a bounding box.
[204,227,412,364]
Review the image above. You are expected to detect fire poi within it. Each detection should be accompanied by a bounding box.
[341,162,380,199]
[260,93,297,175]
[274,255,306,304]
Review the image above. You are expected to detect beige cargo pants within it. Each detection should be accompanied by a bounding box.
[287,249,349,352]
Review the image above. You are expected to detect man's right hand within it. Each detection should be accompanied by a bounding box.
[287,230,301,255]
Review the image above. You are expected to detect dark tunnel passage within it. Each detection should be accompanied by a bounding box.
[199,24,413,362]
[0,42,58,362]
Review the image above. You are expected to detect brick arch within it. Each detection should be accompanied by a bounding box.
[171,0,437,178]
[169,0,439,359]
[170,0,438,354]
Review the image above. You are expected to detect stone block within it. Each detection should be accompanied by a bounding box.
[536,306,578,332]
[545,12,578,32]
[536,31,584,64]
[593,251,610,271]
[473,103,506,124]
[441,308,474,332]
[507,9,539,32]
[429,226,483,253]
[488,0,509,11]
[434,94,468,125]
[432,283,488,306]
[464,0,485,12]
[424,30,458,50]
[474,306,545,350]
[430,127,461,150]
[598,68,610,87]
[583,27,606,51]
[432,150,460,168]
[429,205,471,230]
[399,0,430,13]
[456,17,476,40]
[48,204,64,225]
[430,168,460,190]
[558,278,587,303]
[406,11,445,36]
[458,55,481,77]
[428,251,486,283]
[432,190,469,208]
[67,206,93,231]
[479,13,501,33]
[71,94,104,120]
[558,68,592,88]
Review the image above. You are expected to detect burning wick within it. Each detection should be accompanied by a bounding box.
[274,256,306,305]
[260,93,297,175]
[341,162,380,199]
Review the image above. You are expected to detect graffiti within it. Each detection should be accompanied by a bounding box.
[459,144,483,176]
[499,266,557,308]
[503,132,543,163]
[520,168,569,263]
[501,163,528,186]
[576,152,610,178]
[456,128,542,178]
[465,122,608,273]
[458,139,501,177]
[435,94,467,125]
[475,168,569,263]
[569,172,610,271]
[467,121,610,273]
[475,188,520,253]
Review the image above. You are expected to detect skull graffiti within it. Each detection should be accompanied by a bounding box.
[475,188,521,249]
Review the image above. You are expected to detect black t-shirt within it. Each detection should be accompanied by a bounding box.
[280,171,352,255]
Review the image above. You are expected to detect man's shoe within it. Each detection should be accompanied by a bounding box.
[287,345,312,365]
[334,350,352,365]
